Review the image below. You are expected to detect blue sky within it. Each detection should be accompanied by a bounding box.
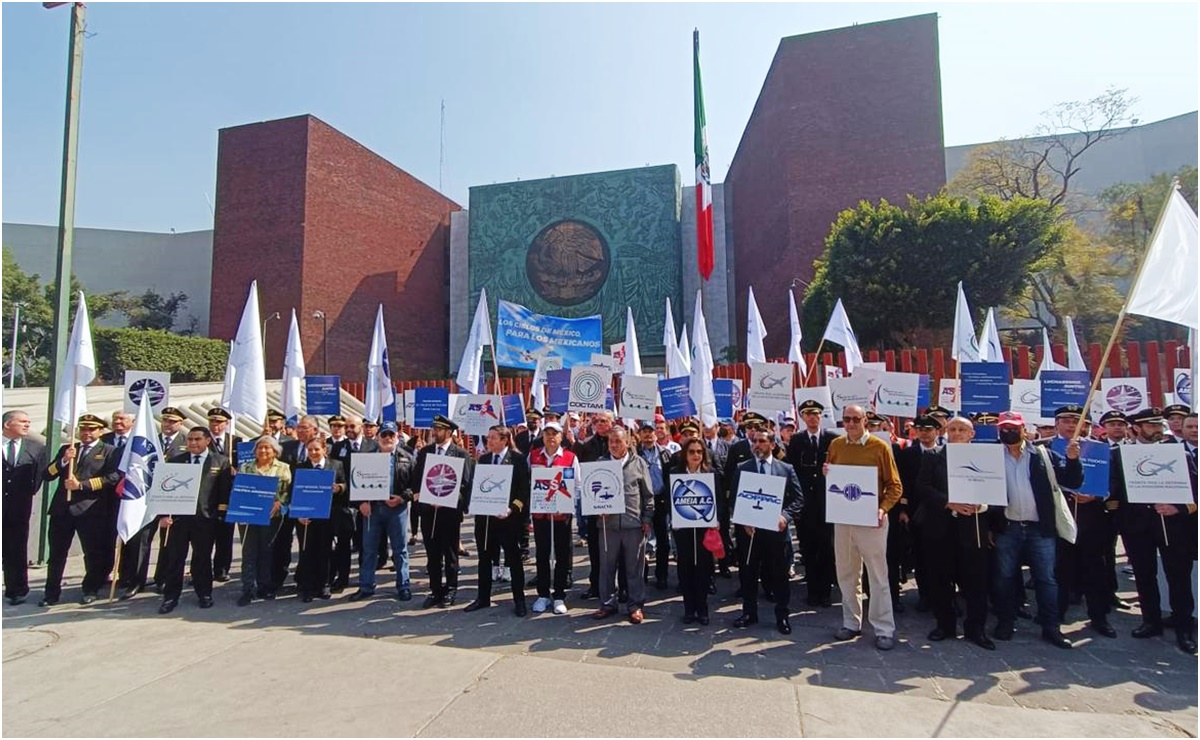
[2,2,1197,233]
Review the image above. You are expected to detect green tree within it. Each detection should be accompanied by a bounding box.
[801,194,1066,348]
[123,290,191,332]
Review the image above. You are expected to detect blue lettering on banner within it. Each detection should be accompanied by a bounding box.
[960,362,1010,415]
[1040,371,1091,418]
[289,468,335,519]
[413,387,449,428]
[658,376,696,419]
[1052,437,1111,498]
[495,299,604,371]
[235,441,256,468]
[305,375,342,415]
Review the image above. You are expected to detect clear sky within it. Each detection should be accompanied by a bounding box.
[2,2,1196,234]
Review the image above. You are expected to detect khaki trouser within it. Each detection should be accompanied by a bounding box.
[834,518,895,638]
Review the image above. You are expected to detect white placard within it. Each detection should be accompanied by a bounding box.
[876,372,921,417]
[828,376,873,417]
[794,386,837,430]
[468,464,514,517]
[568,366,612,414]
[350,452,393,502]
[1009,379,1041,420]
[403,389,416,425]
[590,353,617,373]
[730,378,744,410]
[871,431,892,443]
[1174,368,1192,407]
[748,362,795,413]
[530,466,576,515]
[145,462,201,516]
[124,371,171,414]
[1119,445,1194,504]
[670,473,718,529]
[609,343,627,373]
[939,378,960,412]
[824,366,844,384]
[419,454,465,509]
[1098,378,1149,416]
[858,362,887,372]
[619,374,658,420]
[946,443,1007,506]
[450,394,503,436]
[731,470,785,530]
[578,460,625,515]
[825,464,881,526]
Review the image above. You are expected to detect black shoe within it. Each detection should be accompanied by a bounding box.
[732,613,759,629]
[317,589,332,600]
[993,622,1014,641]
[697,615,710,626]
[330,581,347,594]
[397,588,413,602]
[681,613,697,625]
[580,587,599,600]
[301,593,314,603]
[1132,622,1164,639]
[1042,629,1072,649]
[463,599,491,613]
[1111,596,1132,610]
[718,565,732,579]
[118,585,141,601]
[80,593,97,605]
[777,617,792,635]
[348,590,375,602]
[1177,632,1197,655]
[8,594,27,606]
[966,632,996,651]
[514,601,527,617]
[152,582,164,595]
[214,571,230,583]
[237,592,253,607]
[445,589,457,607]
[422,595,445,609]
[38,597,58,607]
[158,599,178,614]
[707,580,717,595]
[928,627,949,642]
[1016,606,1033,620]
[1089,620,1117,638]
[262,590,276,601]
[198,596,214,609]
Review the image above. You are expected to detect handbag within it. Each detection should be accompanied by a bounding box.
[1034,444,1077,545]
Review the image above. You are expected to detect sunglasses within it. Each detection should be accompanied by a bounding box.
[843,416,864,423]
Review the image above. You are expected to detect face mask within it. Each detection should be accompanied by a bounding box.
[998,428,1023,445]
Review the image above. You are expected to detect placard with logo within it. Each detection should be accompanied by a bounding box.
[578,460,625,515]
[419,454,465,509]
[350,452,393,502]
[939,378,960,412]
[124,371,171,414]
[731,470,785,531]
[825,464,881,527]
[875,372,921,417]
[145,461,202,517]
[793,386,836,430]
[620,374,658,421]
[529,466,575,515]
[451,394,503,436]
[945,443,1007,506]
[828,376,873,417]
[568,366,612,414]
[225,474,279,526]
[670,473,718,529]
[1174,368,1192,407]
[1009,379,1043,422]
[1097,378,1149,416]
[403,389,416,425]
[468,464,514,517]
[748,362,794,413]
[1119,444,1193,504]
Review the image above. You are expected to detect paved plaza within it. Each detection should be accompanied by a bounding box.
[3,539,1196,737]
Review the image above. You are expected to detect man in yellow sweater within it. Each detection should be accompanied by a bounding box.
[824,404,904,650]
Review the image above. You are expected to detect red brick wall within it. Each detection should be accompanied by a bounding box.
[726,14,946,358]
[210,115,461,381]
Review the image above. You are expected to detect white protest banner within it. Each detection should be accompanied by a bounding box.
[578,460,625,515]
[670,473,718,529]
[590,353,617,373]
[350,452,393,502]
[946,443,1007,506]
[828,376,873,417]
[825,464,881,526]
[419,454,465,509]
[1119,445,1194,504]
[403,389,416,425]
[145,462,201,516]
[731,470,785,530]
[875,372,921,417]
[568,366,611,414]
[1009,379,1042,421]
[468,465,514,517]
[730,378,744,410]
[938,378,960,412]
[859,362,887,372]
[124,371,171,414]
[824,366,844,384]
[1098,378,1149,416]
[794,386,837,429]
[619,374,658,421]
[609,342,627,373]
[853,366,885,408]
[748,362,794,413]
[1174,368,1192,407]
[450,394,503,436]
[871,431,892,443]
[530,466,575,515]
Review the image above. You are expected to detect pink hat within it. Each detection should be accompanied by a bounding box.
[997,411,1025,428]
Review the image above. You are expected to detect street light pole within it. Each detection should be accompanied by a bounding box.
[262,311,281,365]
[9,302,25,389]
[312,310,327,374]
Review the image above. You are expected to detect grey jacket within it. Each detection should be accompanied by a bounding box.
[598,453,655,530]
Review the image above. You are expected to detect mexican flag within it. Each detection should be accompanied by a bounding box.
[694,29,714,282]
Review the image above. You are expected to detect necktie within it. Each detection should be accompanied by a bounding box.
[117,436,127,448]
[352,441,360,452]
[192,455,200,465]
[493,454,500,465]
[758,459,766,475]
[7,439,16,462]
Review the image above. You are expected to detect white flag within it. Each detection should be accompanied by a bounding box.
[952,281,980,363]
[622,307,642,377]
[690,290,717,426]
[1035,327,1066,378]
[663,297,680,378]
[457,288,493,394]
[746,286,768,365]
[821,298,864,373]
[678,329,692,374]
[1126,188,1198,330]
[220,281,267,424]
[116,391,161,543]
[978,308,1004,363]
[52,291,97,427]
[281,309,306,424]
[364,304,395,423]
[530,357,549,411]
[1064,315,1087,371]
[787,289,807,378]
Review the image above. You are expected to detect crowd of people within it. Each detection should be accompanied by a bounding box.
[2,397,1195,655]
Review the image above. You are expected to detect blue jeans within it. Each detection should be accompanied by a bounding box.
[360,503,410,593]
[993,521,1059,628]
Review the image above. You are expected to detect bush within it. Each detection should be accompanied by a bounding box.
[94,328,229,383]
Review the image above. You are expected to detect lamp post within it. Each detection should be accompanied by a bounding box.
[789,277,811,291]
[262,311,280,364]
[8,301,25,388]
[312,310,328,374]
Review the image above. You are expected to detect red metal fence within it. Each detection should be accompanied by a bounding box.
[342,340,1193,409]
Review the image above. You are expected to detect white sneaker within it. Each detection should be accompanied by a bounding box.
[498,566,511,583]
[552,599,568,615]
[532,597,551,613]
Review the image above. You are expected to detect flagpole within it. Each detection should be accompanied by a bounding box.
[1073,181,1180,441]
[108,538,122,602]
[802,340,826,387]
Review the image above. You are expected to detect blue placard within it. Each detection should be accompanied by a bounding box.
[1040,371,1091,418]
[658,376,696,419]
[305,375,342,415]
[501,395,526,427]
[290,467,335,519]
[606,387,615,412]
[235,441,256,468]
[412,387,449,428]
[1051,437,1111,498]
[546,369,571,414]
[960,362,1010,415]
[972,425,1000,443]
[714,379,736,420]
[917,374,931,409]
[494,300,604,370]
[226,474,279,525]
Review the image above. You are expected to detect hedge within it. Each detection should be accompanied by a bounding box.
[94,328,229,383]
